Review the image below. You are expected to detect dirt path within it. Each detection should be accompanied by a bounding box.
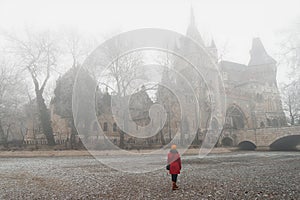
[0,147,234,158]
[0,151,299,199]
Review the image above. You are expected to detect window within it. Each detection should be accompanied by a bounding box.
[103,122,108,131]
[267,118,271,126]
[260,121,265,128]
[113,123,117,132]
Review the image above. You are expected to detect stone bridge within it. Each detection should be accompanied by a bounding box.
[220,126,300,150]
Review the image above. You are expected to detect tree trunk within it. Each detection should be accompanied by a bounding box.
[69,118,77,149]
[119,130,124,149]
[195,128,200,144]
[289,104,294,125]
[36,91,55,146]
[0,120,7,146]
[160,130,166,145]
[291,115,295,125]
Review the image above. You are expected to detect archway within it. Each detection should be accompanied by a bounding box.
[221,137,233,147]
[238,141,256,150]
[270,135,300,151]
[225,105,247,130]
[211,117,219,131]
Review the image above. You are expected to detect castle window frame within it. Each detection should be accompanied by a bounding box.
[113,123,117,132]
[103,122,108,131]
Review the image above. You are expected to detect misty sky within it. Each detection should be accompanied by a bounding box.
[0,0,299,83]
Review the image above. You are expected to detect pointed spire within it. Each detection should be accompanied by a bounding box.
[186,6,204,45]
[190,6,195,26]
[248,38,276,66]
[208,39,218,62]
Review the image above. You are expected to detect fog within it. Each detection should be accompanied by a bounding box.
[0,1,300,199]
[1,0,300,83]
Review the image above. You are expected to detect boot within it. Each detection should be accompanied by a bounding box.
[174,182,179,189]
[172,182,179,190]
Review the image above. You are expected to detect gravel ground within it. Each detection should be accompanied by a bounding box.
[0,151,299,199]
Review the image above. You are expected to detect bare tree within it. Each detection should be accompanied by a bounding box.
[51,30,95,149]
[102,51,144,96]
[61,28,95,69]
[218,40,230,61]
[279,20,300,125]
[5,30,58,145]
[281,81,300,125]
[0,58,27,146]
[99,37,144,148]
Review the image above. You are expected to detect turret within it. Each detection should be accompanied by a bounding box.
[247,38,286,127]
[248,38,276,66]
[208,39,218,62]
[247,38,277,85]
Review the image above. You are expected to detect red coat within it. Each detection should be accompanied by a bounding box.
[167,150,182,174]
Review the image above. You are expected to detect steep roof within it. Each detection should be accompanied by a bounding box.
[186,7,204,46]
[248,38,276,66]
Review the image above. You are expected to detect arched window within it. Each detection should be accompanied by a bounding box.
[225,105,246,129]
[260,121,265,128]
[211,118,219,130]
[113,123,117,132]
[103,122,108,131]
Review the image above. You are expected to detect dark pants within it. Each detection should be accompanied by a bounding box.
[171,174,178,182]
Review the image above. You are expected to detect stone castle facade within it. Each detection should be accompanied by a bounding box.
[155,10,286,147]
[24,10,286,148]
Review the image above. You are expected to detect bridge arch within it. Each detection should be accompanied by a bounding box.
[238,141,256,150]
[270,135,300,150]
[225,104,248,130]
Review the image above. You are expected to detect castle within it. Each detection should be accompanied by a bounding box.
[155,10,286,147]
[23,10,286,148]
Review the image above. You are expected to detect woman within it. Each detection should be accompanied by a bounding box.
[167,144,182,190]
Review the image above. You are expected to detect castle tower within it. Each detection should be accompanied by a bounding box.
[247,38,286,127]
[248,38,276,65]
[207,39,218,63]
[248,38,277,84]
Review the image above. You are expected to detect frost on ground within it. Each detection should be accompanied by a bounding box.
[0,152,299,199]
